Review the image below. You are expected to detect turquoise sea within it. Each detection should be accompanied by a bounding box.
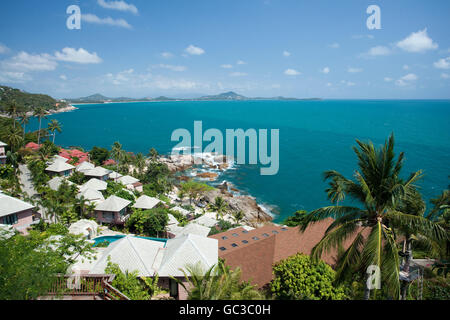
[28,100,450,223]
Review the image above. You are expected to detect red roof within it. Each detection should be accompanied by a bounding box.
[103,159,116,166]
[59,148,89,166]
[25,142,41,151]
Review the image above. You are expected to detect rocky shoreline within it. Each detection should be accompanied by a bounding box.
[0,104,78,118]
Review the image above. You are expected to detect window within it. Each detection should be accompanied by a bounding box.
[231,243,238,247]
[221,236,228,240]
[232,233,239,237]
[242,240,249,244]
[252,236,259,241]
[281,227,288,231]
[272,230,279,234]
[219,247,227,251]
[3,214,18,225]
[262,233,269,237]
[242,230,249,234]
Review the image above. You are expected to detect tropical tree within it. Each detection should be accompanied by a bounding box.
[33,107,48,145]
[19,111,30,139]
[209,196,229,220]
[47,119,62,144]
[178,180,213,205]
[133,152,146,178]
[232,210,245,225]
[111,141,123,174]
[175,260,263,300]
[5,125,23,152]
[5,99,21,128]
[302,134,447,300]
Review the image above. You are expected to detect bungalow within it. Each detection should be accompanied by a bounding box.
[0,192,40,234]
[59,149,89,165]
[0,141,7,164]
[83,167,111,181]
[117,175,143,192]
[45,160,75,177]
[47,176,75,191]
[80,178,108,191]
[94,195,131,225]
[77,188,105,205]
[132,195,161,210]
[108,171,123,182]
[72,234,218,300]
[75,161,95,173]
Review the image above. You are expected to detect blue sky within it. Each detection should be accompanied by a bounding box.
[0,0,449,99]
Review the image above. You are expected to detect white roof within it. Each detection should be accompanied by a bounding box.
[117,175,139,185]
[83,167,111,177]
[177,223,211,238]
[133,195,161,210]
[109,171,123,180]
[51,155,69,163]
[68,219,98,238]
[46,161,75,173]
[171,206,191,216]
[193,215,218,228]
[157,234,218,277]
[81,178,107,191]
[48,176,74,191]
[77,188,105,202]
[88,236,165,277]
[0,193,34,218]
[95,195,131,212]
[0,141,7,147]
[167,214,178,226]
[76,161,95,172]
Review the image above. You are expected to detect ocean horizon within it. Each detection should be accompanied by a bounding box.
[28,99,450,223]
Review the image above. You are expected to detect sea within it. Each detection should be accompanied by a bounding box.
[27,99,450,223]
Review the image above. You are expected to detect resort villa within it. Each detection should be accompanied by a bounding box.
[0,141,7,164]
[83,166,111,181]
[47,176,75,191]
[71,234,218,300]
[94,195,131,225]
[45,157,75,177]
[76,161,95,172]
[132,195,162,210]
[81,178,108,191]
[0,191,40,234]
[117,175,143,192]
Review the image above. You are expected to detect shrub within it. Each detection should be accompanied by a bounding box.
[271,253,347,300]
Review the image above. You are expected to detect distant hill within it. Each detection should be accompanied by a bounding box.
[66,91,320,104]
[0,86,65,112]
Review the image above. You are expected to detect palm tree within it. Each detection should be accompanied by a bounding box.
[209,196,229,220]
[47,119,62,144]
[303,134,446,300]
[5,99,20,128]
[19,111,30,139]
[5,125,23,153]
[33,107,48,145]
[134,152,146,178]
[111,141,123,174]
[232,210,245,225]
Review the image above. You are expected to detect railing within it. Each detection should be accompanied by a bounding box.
[48,274,114,296]
[102,280,130,300]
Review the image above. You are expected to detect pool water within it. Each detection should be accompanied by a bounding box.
[93,235,168,247]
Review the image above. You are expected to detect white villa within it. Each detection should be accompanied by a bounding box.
[117,175,143,192]
[94,195,131,225]
[45,160,75,177]
[83,166,111,181]
[81,178,108,191]
[48,176,75,191]
[75,161,95,173]
[132,195,161,210]
[77,188,105,205]
[0,192,40,234]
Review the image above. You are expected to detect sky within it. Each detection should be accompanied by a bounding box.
[0,0,449,99]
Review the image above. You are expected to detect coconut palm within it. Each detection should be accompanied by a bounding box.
[303,134,446,300]
[5,99,20,128]
[47,119,62,144]
[209,196,229,220]
[111,141,123,174]
[232,210,245,225]
[5,125,23,152]
[33,107,48,145]
[134,152,146,178]
[19,111,30,139]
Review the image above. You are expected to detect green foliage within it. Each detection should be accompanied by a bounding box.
[283,210,314,227]
[271,253,347,300]
[169,209,188,226]
[90,146,110,166]
[208,220,236,236]
[0,85,63,112]
[142,158,174,195]
[104,258,150,300]
[409,275,450,300]
[27,159,50,190]
[68,171,86,185]
[125,208,169,237]
[178,180,214,204]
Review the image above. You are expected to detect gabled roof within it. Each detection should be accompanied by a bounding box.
[48,176,75,191]
[76,161,95,172]
[0,141,7,147]
[81,178,108,191]
[83,167,111,177]
[167,214,178,226]
[177,223,211,238]
[88,236,165,277]
[157,234,218,277]
[193,215,218,228]
[133,195,161,210]
[77,188,105,202]
[95,195,131,212]
[45,161,75,173]
[52,155,69,163]
[117,175,139,185]
[0,193,34,218]
[108,171,123,180]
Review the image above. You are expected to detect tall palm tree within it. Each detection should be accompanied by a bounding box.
[303,134,446,300]
[232,210,245,225]
[134,152,146,178]
[19,111,30,139]
[209,196,229,220]
[5,99,20,128]
[111,141,123,173]
[33,107,48,145]
[47,119,62,144]
[5,125,23,153]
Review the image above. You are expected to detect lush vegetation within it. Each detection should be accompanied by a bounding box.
[0,85,65,112]
[125,207,170,237]
[271,253,347,300]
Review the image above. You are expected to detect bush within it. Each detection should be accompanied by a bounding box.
[271,253,347,300]
[125,208,169,237]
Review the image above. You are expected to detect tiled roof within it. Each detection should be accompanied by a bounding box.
[0,193,35,217]
[133,195,161,210]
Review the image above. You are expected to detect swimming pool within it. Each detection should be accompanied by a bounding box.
[93,235,168,247]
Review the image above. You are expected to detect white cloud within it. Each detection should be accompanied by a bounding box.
[161,52,174,59]
[403,65,410,70]
[97,0,138,15]
[185,45,205,55]
[348,67,363,73]
[2,51,57,72]
[384,77,393,82]
[229,72,248,77]
[329,43,340,49]
[441,73,449,79]
[152,64,186,72]
[0,44,10,54]
[60,75,68,81]
[341,80,356,86]
[236,60,246,65]
[321,67,330,74]
[433,57,450,70]
[395,73,418,87]
[326,82,332,87]
[352,35,374,40]
[284,69,300,76]
[396,28,438,53]
[283,51,291,57]
[221,64,233,69]
[81,13,132,29]
[0,71,31,83]
[366,45,391,56]
[54,48,102,64]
